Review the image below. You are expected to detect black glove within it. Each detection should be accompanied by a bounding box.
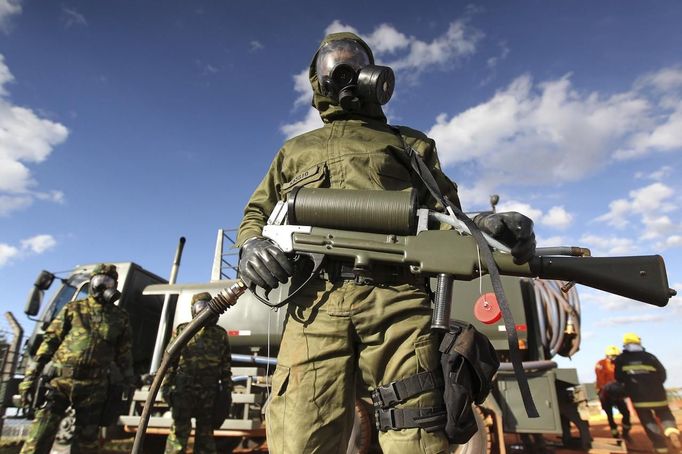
[238,236,294,291]
[473,212,536,264]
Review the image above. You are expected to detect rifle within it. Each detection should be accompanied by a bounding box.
[261,187,675,310]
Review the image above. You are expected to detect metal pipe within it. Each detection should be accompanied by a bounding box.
[231,353,278,366]
[149,237,186,374]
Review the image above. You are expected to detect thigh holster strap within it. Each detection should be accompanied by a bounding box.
[375,407,447,432]
[371,369,443,409]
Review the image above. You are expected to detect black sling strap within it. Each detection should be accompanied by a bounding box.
[389,126,539,418]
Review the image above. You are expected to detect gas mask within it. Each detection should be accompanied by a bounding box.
[90,274,121,304]
[192,299,218,326]
[316,39,395,111]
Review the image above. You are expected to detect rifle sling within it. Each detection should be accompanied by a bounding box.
[389,126,539,418]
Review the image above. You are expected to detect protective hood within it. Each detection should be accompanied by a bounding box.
[309,32,387,123]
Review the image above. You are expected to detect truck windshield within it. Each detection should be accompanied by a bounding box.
[49,284,78,319]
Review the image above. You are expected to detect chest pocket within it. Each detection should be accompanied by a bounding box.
[369,152,413,191]
[280,163,328,198]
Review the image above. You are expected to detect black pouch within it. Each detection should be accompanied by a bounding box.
[440,321,499,444]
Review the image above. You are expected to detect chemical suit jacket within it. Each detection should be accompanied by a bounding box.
[163,324,232,392]
[32,296,134,384]
[237,32,460,246]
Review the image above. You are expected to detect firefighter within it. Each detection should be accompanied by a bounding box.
[615,332,681,453]
[236,32,536,454]
[595,345,631,438]
[161,292,232,454]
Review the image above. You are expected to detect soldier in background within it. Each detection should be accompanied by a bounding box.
[595,345,631,438]
[161,292,232,454]
[18,264,135,454]
[615,332,681,453]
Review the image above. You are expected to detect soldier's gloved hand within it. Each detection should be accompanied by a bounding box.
[238,236,294,291]
[473,212,536,264]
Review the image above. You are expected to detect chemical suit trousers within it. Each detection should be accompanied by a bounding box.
[20,377,106,454]
[265,278,450,454]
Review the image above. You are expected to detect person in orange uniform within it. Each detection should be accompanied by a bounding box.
[595,345,631,438]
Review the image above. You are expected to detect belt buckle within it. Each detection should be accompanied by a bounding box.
[375,408,396,432]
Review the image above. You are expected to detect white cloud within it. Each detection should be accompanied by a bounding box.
[21,234,57,254]
[0,243,18,266]
[578,234,637,256]
[280,107,323,139]
[0,54,68,216]
[635,165,673,181]
[0,194,31,215]
[61,6,87,28]
[594,182,681,246]
[537,235,566,248]
[292,69,312,108]
[0,234,57,267]
[580,289,645,312]
[428,67,682,194]
[250,40,264,52]
[385,20,482,72]
[366,24,411,55]
[541,206,573,229]
[0,0,21,33]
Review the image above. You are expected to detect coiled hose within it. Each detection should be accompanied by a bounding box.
[530,278,581,358]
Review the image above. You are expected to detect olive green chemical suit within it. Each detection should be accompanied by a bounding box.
[237,32,458,454]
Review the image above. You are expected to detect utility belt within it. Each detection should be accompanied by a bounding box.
[321,259,424,286]
[53,364,107,380]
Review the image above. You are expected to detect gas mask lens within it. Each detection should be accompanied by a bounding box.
[316,40,370,82]
[91,274,117,291]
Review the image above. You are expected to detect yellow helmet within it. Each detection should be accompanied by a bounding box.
[623,332,641,345]
[605,345,621,356]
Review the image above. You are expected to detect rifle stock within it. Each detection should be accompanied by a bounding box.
[498,254,673,307]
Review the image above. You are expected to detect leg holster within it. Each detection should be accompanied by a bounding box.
[371,369,446,433]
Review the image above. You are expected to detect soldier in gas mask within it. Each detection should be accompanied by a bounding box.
[18,264,135,454]
[237,32,536,454]
[161,292,233,454]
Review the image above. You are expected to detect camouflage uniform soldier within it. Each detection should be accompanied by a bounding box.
[237,33,536,453]
[162,292,232,454]
[18,264,134,454]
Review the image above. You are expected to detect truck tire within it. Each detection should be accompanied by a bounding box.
[451,406,492,454]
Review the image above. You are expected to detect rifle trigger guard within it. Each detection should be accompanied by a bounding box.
[250,253,326,308]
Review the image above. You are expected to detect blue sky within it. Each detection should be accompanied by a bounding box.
[1,0,682,386]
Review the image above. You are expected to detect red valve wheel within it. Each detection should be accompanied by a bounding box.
[474,292,502,324]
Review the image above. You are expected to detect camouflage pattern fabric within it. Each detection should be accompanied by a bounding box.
[163,324,232,454]
[236,32,453,453]
[19,296,133,454]
[90,263,118,279]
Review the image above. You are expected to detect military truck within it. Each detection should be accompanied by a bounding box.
[125,229,591,454]
[3,262,167,442]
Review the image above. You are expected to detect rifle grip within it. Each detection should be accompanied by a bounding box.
[432,273,453,331]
